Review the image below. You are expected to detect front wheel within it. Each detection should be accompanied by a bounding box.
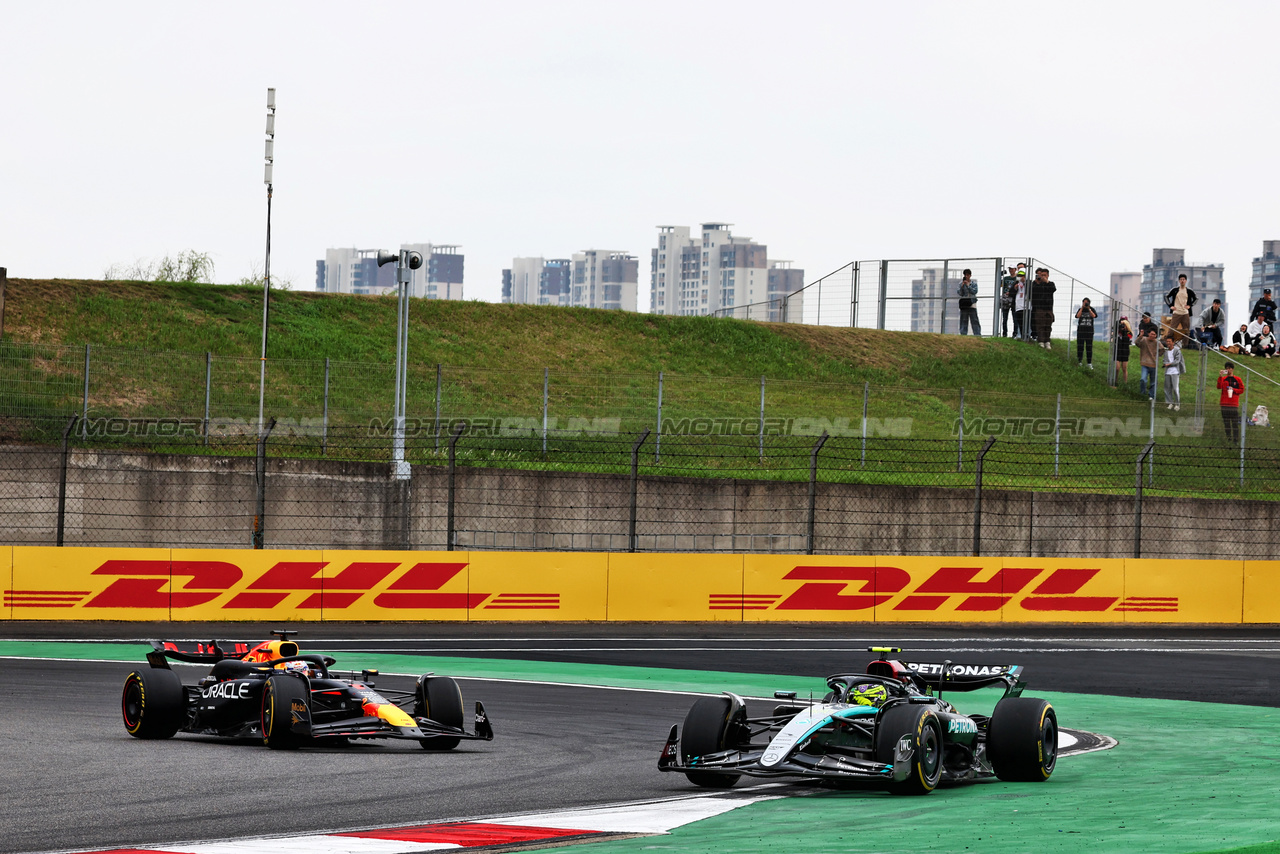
[874,704,943,795]
[416,675,464,750]
[121,668,185,739]
[680,696,745,789]
[987,697,1057,782]
[262,674,309,750]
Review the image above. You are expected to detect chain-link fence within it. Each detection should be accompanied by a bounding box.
[4,415,1279,558]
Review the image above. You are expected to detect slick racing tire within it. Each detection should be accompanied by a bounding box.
[987,697,1057,782]
[262,673,309,750]
[680,695,746,789]
[416,675,464,750]
[121,668,185,739]
[874,704,943,795]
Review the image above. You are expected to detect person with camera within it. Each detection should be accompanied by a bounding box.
[1137,328,1159,400]
[1075,297,1098,369]
[957,268,981,336]
[1114,315,1133,386]
[1218,362,1245,443]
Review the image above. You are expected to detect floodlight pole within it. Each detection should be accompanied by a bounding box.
[258,87,276,439]
[382,249,422,480]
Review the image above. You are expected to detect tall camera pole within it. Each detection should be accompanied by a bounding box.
[378,249,423,480]
[258,87,276,438]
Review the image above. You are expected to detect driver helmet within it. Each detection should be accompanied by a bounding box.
[280,659,312,676]
[850,682,888,707]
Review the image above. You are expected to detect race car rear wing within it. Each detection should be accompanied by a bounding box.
[148,639,246,663]
[866,651,1026,696]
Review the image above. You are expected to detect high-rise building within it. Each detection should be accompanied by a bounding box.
[766,261,805,323]
[1137,248,1225,325]
[650,223,790,316]
[571,250,638,311]
[502,257,572,306]
[1097,271,1142,340]
[315,244,464,299]
[1247,240,1280,314]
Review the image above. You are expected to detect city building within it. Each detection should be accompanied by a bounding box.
[1247,240,1280,312]
[766,261,805,322]
[1137,248,1225,327]
[502,257,572,306]
[910,267,959,333]
[1096,271,1142,340]
[650,223,797,317]
[570,249,638,311]
[315,244,464,299]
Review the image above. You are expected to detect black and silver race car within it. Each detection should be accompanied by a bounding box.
[659,647,1055,794]
[121,630,493,750]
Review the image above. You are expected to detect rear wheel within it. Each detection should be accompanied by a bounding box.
[416,675,464,750]
[121,668,185,739]
[987,697,1057,782]
[874,704,943,795]
[261,674,308,750]
[680,696,745,789]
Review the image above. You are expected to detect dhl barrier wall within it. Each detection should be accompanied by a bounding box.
[3,546,1277,623]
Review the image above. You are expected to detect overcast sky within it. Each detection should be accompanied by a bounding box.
[2,1,1276,316]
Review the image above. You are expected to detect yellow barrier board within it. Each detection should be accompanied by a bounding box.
[1243,561,1280,623]
[1,545,11,620]
[470,551,607,621]
[607,553,743,621]
[1122,559,1242,624]
[3,547,1257,623]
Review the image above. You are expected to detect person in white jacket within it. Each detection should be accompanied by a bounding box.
[1013,269,1028,340]
[1163,334,1186,410]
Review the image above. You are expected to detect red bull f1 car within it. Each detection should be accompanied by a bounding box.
[121,631,493,750]
[659,648,1055,794]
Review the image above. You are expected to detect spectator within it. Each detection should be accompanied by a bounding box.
[1198,298,1226,350]
[1164,273,1197,344]
[1162,334,1185,411]
[1230,323,1251,354]
[1030,267,1056,349]
[1138,311,1159,340]
[1137,328,1159,400]
[1114,315,1133,385]
[957,268,980,336]
[1075,297,1097,369]
[1217,361,1244,443]
[1247,312,1268,348]
[1251,288,1277,325]
[1252,324,1277,359]
[1013,268,1029,340]
[999,266,1018,337]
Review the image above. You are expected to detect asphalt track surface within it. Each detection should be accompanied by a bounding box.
[3,622,1280,854]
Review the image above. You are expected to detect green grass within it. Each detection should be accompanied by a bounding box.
[3,278,1280,497]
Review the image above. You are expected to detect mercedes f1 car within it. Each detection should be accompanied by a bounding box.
[659,648,1056,794]
[121,631,493,750]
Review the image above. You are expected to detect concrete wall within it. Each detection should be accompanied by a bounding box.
[2,446,1277,558]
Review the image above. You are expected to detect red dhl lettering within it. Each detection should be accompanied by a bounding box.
[762,565,1156,613]
[82,560,491,610]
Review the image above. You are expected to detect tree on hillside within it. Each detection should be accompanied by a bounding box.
[103,250,215,283]
[235,261,295,290]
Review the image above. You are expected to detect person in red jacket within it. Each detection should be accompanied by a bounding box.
[1217,362,1244,443]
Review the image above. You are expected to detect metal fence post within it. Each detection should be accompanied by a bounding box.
[446,421,466,551]
[941,260,950,336]
[252,417,277,550]
[629,429,651,552]
[861,382,869,468]
[321,357,330,456]
[542,367,549,455]
[973,436,996,557]
[1134,441,1155,558]
[80,344,90,439]
[758,376,766,462]
[850,262,859,327]
[1053,393,1061,478]
[1240,382,1249,488]
[957,387,964,472]
[877,261,888,330]
[1148,396,1155,486]
[56,415,78,547]
[203,352,212,447]
[806,432,830,555]
[434,364,443,452]
[655,371,663,462]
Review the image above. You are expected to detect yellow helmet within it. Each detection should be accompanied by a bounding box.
[851,683,888,706]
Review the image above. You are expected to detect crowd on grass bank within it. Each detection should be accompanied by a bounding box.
[958,263,1264,443]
